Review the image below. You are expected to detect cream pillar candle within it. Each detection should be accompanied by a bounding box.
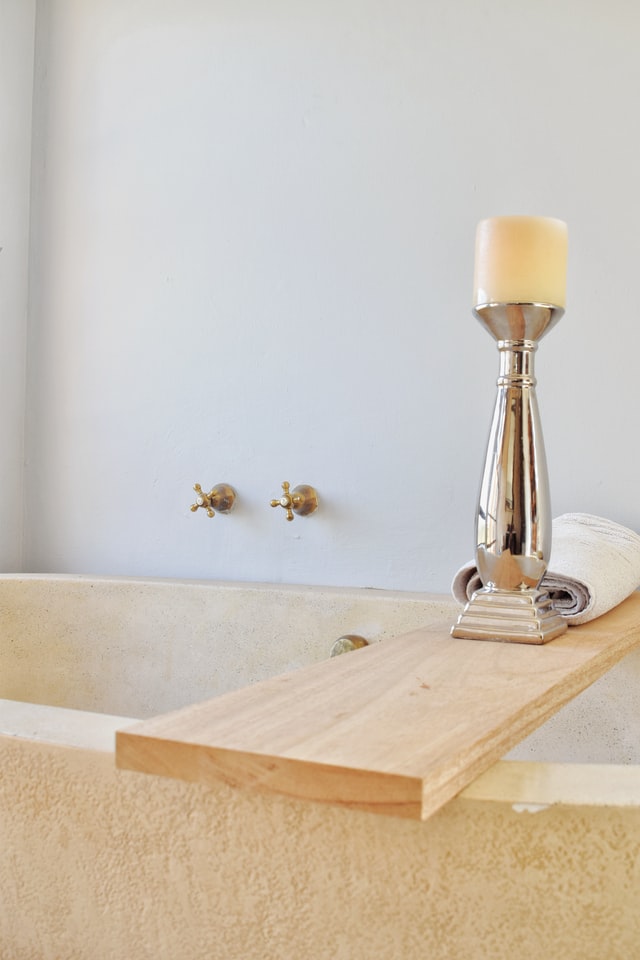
[473,216,568,307]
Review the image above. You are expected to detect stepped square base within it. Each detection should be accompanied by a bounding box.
[451,586,568,645]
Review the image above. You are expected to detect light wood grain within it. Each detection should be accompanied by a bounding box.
[116,593,640,820]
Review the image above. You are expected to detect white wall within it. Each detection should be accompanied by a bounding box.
[20,0,640,591]
[0,0,36,569]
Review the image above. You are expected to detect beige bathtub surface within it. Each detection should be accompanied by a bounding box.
[117,592,640,821]
[7,735,640,960]
[0,574,455,717]
[0,699,132,752]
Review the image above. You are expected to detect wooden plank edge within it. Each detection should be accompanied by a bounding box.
[116,730,425,820]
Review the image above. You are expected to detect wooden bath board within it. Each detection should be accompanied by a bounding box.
[116,593,640,821]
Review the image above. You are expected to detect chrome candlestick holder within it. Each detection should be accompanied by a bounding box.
[451,302,568,644]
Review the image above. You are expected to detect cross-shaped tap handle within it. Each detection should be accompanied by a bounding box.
[190,483,236,517]
[270,482,318,521]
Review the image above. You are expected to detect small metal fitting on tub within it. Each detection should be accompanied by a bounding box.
[329,635,369,657]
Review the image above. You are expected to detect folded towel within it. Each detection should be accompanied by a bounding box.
[451,513,640,625]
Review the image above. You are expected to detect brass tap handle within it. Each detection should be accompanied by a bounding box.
[270,482,318,521]
[270,481,295,521]
[190,483,236,518]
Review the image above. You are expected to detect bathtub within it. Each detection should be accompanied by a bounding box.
[2,574,640,960]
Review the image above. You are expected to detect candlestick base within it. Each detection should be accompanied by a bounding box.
[451,586,567,645]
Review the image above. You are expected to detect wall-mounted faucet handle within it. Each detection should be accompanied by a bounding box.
[190,483,236,518]
[270,482,319,521]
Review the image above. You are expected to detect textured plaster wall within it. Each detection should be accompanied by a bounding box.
[20,0,640,589]
[2,736,640,960]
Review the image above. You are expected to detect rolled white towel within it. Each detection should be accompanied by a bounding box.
[451,513,640,625]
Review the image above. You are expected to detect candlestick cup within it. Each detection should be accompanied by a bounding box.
[451,302,567,644]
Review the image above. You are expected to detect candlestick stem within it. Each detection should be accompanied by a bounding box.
[451,303,567,644]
